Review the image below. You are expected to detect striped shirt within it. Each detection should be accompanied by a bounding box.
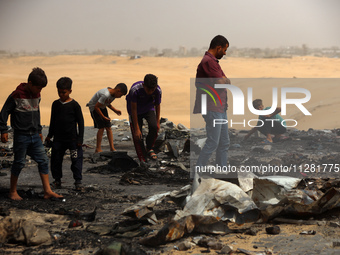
[0,83,42,135]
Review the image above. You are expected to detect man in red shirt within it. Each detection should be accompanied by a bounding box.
[193,35,231,171]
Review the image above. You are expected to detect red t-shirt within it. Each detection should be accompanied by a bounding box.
[193,52,228,114]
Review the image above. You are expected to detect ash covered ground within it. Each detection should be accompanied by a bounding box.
[0,119,339,254]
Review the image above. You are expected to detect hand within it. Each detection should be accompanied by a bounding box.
[39,133,44,142]
[1,133,8,143]
[133,129,142,141]
[157,121,160,133]
[44,137,52,147]
[244,132,252,140]
[114,109,122,116]
[103,116,111,122]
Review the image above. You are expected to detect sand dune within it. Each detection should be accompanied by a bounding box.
[0,55,339,130]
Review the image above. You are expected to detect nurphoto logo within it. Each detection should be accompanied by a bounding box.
[200,83,311,128]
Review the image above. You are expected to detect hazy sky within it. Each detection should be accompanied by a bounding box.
[1,0,339,52]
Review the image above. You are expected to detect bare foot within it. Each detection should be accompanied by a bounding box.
[95,149,102,153]
[44,191,63,199]
[9,192,23,201]
[110,148,116,152]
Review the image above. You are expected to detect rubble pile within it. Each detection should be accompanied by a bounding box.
[0,120,339,254]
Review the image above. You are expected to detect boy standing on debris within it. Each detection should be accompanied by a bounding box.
[244,99,287,143]
[126,74,162,162]
[45,77,84,190]
[87,83,128,153]
[0,67,63,200]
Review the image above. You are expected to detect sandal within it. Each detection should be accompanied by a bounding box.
[261,139,273,144]
[147,150,157,160]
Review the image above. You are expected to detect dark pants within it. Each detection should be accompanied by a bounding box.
[129,111,158,162]
[51,140,83,183]
[258,118,286,136]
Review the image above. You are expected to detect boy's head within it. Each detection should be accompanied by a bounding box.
[28,67,48,87]
[209,35,229,60]
[143,74,158,95]
[253,99,264,110]
[27,67,47,94]
[57,77,72,90]
[113,83,128,98]
[56,77,72,102]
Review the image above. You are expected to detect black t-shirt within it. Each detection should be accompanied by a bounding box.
[47,99,84,144]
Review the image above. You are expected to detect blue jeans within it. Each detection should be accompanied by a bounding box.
[12,133,49,176]
[196,111,230,167]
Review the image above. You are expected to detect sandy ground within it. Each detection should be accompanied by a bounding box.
[1,55,340,131]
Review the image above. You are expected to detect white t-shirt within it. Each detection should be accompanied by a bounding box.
[87,88,115,112]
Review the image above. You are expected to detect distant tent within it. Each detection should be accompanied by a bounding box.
[130,55,141,59]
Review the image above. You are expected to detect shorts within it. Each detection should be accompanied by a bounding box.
[90,108,111,129]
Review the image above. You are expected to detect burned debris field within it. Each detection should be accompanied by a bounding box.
[0,120,339,254]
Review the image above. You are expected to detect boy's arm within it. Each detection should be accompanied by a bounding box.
[76,103,85,145]
[264,107,281,118]
[38,108,43,135]
[244,127,258,140]
[108,104,121,116]
[0,95,16,143]
[46,102,56,140]
[155,104,161,132]
[272,107,281,116]
[94,102,110,121]
[130,102,142,140]
[154,87,162,132]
